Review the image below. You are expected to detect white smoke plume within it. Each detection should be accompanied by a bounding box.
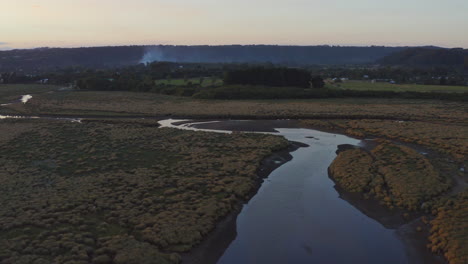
[140,46,170,64]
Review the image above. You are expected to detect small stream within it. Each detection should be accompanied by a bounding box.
[159,119,440,264]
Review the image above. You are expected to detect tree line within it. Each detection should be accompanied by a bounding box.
[224,67,324,88]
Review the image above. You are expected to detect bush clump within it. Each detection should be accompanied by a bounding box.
[329,142,451,210]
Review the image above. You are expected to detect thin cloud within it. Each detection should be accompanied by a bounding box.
[0,42,12,50]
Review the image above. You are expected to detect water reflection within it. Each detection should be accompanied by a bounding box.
[159,119,412,264]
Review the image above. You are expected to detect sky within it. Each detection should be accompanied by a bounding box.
[1,0,467,50]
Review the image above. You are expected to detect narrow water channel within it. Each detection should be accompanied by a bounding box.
[218,128,408,264]
[158,120,415,264]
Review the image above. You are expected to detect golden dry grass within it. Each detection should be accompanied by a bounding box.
[7,91,466,123]
[302,119,468,163]
[329,142,450,211]
[0,119,288,264]
[428,190,468,264]
[329,137,466,264]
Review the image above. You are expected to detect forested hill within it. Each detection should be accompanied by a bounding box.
[0,45,406,73]
[138,45,405,65]
[378,47,468,68]
[0,46,144,74]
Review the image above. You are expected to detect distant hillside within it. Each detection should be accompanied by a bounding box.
[0,46,144,74]
[0,45,406,73]
[378,47,468,68]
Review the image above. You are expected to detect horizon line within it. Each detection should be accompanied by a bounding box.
[1,43,466,51]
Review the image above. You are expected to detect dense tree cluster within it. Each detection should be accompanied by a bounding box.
[73,62,223,92]
[223,67,314,88]
[310,66,467,86]
[0,72,44,84]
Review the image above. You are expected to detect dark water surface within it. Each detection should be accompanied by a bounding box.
[216,128,408,264]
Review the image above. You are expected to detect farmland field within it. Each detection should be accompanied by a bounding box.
[328,80,468,93]
[155,78,223,87]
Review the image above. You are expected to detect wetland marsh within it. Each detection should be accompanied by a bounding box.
[0,87,466,264]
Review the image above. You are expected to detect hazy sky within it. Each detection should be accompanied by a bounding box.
[1,0,467,49]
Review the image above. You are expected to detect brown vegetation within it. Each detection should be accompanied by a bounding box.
[328,148,374,193]
[329,140,466,264]
[7,91,467,123]
[0,119,288,263]
[428,190,468,264]
[303,119,468,164]
[329,141,450,211]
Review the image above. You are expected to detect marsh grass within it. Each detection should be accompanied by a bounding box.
[0,84,59,103]
[0,119,288,263]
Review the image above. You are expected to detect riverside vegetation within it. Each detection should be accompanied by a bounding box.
[0,119,288,264]
[306,116,467,264]
[329,142,467,263]
[329,141,451,211]
[302,119,467,163]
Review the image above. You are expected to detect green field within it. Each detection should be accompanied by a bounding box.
[0,84,61,103]
[155,77,223,87]
[328,80,468,93]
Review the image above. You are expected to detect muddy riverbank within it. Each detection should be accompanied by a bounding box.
[162,119,446,264]
[181,141,307,264]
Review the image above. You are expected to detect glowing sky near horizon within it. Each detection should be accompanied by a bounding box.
[1,0,467,49]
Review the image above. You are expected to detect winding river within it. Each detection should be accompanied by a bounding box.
[159,119,441,264]
[0,112,441,263]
